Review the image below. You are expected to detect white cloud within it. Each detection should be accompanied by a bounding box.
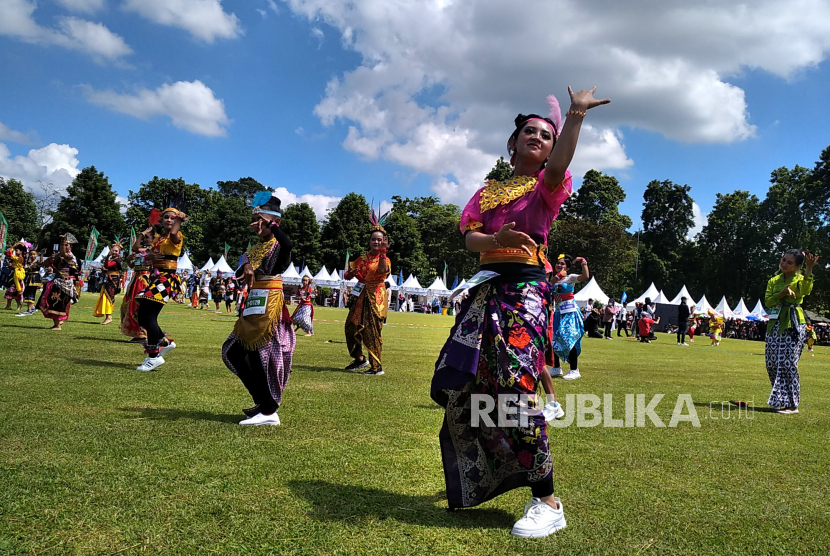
[123,0,241,42]
[0,120,35,145]
[266,0,279,14]
[257,8,267,18]
[690,202,708,239]
[311,26,323,47]
[280,0,830,204]
[83,80,231,137]
[54,0,105,13]
[0,0,131,62]
[0,142,80,193]
[271,187,340,220]
[116,194,129,214]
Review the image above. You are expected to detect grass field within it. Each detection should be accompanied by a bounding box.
[1,295,829,555]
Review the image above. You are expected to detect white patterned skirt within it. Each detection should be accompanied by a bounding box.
[292,304,314,334]
[765,322,806,408]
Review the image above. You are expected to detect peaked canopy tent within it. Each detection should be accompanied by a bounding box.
[715,296,733,319]
[732,298,752,319]
[573,276,609,307]
[282,263,302,284]
[668,286,696,307]
[400,274,428,295]
[750,300,769,319]
[210,256,234,276]
[385,274,398,290]
[312,265,342,287]
[299,265,314,279]
[695,295,714,315]
[199,257,215,273]
[632,283,659,305]
[176,252,194,272]
[426,277,452,297]
[92,246,110,264]
[652,290,671,304]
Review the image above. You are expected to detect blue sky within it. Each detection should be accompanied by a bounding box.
[2,0,829,234]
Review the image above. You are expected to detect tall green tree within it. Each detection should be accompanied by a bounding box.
[384,208,431,282]
[201,190,260,268]
[215,177,266,204]
[485,156,513,182]
[0,178,38,242]
[280,203,321,272]
[638,179,695,292]
[696,191,767,302]
[42,166,124,252]
[319,193,371,271]
[125,177,207,261]
[559,170,632,229]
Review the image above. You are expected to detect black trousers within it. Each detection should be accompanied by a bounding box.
[136,300,164,355]
[603,322,612,338]
[530,477,555,499]
[677,324,688,344]
[617,320,629,336]
[554,347,579,370]
[224,341,278,415]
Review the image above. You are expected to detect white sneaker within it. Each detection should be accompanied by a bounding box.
[136,356,165,371]
[543,401,565,421]
[159,341,177,358]
[677,342,681,345]
[239,412,280,426]
[511,497,567,538]
[562,369,581,380]
[682,342,689,346]
[548,367,563,378]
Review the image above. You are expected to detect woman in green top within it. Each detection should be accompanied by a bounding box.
[764,249,819,414]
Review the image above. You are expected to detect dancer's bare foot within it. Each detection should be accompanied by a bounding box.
[50,325,62,331]
[101,316,112,325]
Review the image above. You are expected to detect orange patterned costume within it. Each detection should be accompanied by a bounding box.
[345,252,390,371]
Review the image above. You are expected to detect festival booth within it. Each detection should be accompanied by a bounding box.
[282,263,302,285]
[312,265,341,287]
[732,298,752,320]
[573,277,609,308]
[632,282,659,305]
[176,252,194,275]
[199,257,215,273]
[669,286,696,307]
[750,300,769,321]
[210,256,234,277]
[695,294,714,315]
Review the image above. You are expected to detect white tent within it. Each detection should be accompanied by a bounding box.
[385,274,398,290]
[574,276,609,307]
[732,298,752,319]
[92,246,110,264]
[669,286,695,306]
[695,294,714,315]
[401,273,427,294]
[750,299,769,318]
[426,277,452,296]
[313,266,333,282]
[633,282,659,304]
[282,263,301,284]
[715,296,734,319]
[210,256,234,276]
[177,252,194,272]
[200,257,215,272]
[652,290,671,304]
[300,265,313,279]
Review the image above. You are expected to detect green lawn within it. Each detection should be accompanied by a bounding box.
[1,295,829,555]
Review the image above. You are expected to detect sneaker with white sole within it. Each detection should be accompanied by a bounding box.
[345,358,370,371]
[562,369,581,380]
[137,356,165,371]
[548,367,563,378]
[159,341,177,358]
[543,401,565,421]
[239,412,280,426]
[511,497,567,538]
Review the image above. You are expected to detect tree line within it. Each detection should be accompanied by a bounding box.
[2,143,829,313]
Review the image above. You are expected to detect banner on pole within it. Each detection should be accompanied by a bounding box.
[85,227,100,261]
[0,213,7,253]
[130,227,137,250]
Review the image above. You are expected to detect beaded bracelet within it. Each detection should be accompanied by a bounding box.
[566,109,587,118]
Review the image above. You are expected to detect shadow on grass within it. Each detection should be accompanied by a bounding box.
[72,336,134,343]
[288,480,514,529]
[294,365,357,374]
[0,322,49,329]
[118,406,241,424]
[691,401,779,413]
[66,357,136,369]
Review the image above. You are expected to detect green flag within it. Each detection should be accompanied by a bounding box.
[85,227,100,261]
[247,240,252,251]
[224,243,231,257]
[130,226,137,249]
[344,250,350,275]
[443,261,448,287]
[0,213,8,253]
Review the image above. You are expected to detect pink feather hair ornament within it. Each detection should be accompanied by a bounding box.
[546,94,562,135]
